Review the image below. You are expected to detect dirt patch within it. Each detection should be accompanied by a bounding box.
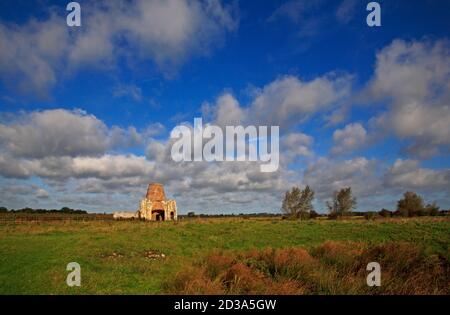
[101,251,125,260]
[143,249,166,260]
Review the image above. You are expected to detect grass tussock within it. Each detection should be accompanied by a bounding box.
[164,241,449,295]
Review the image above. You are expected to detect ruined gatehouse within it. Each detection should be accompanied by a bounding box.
[138,183,178,221]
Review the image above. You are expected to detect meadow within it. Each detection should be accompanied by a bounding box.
[0,217,449,294]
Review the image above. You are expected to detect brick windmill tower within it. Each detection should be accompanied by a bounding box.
[138,183,178,221]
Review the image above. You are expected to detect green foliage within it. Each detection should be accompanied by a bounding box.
[0,217,449,294]
[327,187,357,217]
[281,185,315,219]
[397,191,424,217]
[395,192,443,218]
[425,202,440,216]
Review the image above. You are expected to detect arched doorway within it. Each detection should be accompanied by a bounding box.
[151,210,165,221]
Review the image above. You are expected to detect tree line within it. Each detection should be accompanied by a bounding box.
[0,206,88,214]
[281,186,448,219]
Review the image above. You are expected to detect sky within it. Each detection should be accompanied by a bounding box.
[0,0,449,214]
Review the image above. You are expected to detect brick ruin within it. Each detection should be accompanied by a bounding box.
[138,183,178,221]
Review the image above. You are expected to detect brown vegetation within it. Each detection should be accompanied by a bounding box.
[164,241,449,295]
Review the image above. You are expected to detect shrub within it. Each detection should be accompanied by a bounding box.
[378,209,392,217]
[309,210,319,219]
[364,212,378,220]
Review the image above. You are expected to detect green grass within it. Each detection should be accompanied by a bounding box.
[0,217,449,294]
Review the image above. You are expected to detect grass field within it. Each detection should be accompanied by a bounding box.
[0,217,449,294]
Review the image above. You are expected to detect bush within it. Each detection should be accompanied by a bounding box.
[378,209,392,217]
[328,212,339,220]
[364,212,378,220]
[309,210,319,219]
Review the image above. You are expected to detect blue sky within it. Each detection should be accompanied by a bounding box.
[0,0,449,214]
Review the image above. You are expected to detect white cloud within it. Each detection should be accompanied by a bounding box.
[283,132,314,159]
[331,123,367,155]
[251,75,352,127]
[0,0,239,96]
[303,157,381,200]
[36,188,50,199]
[366,39,450,159]
[0,13,67,97]
[213,93,245,127]
[384,159,450,190]
[0,109,142,158]
[209,74,352,130]
[0,154,155,181]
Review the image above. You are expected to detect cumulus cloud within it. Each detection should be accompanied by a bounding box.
[0,184,50,204]
[0,0,239,96]
[212,93,245,127]
[0,107,291,212]
[366,39,450,159]
[303,157,381,200]
[35,188,50,199]
[0,13,67,97]
[2,35,450,212]
[331,123,367,155]
[283,132,314,160]
[208,74,352,130]
[0,109,142,158]
[384,159,450,190]
[0,154,155,181]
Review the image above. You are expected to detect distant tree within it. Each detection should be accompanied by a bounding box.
[364,211,378,220]
[378,209,392,218]
[425,202,440,217]
[281,186,315,219]
[397,191,424,217]
[327,187,357,217]
[309,210,319,219]
[298,185,315,219]
[187,212,196,217]
[281,187,301,218]
[60,207,72,213]
[21,207,34,213]
[0,207,8,213]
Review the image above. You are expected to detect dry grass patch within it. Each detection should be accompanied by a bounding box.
[165,241,449,295]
